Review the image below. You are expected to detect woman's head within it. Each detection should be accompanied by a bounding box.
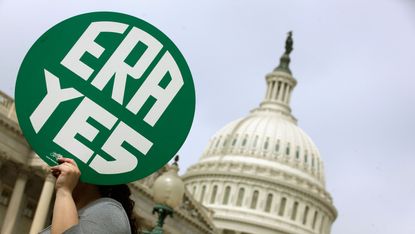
[97,184,140,234]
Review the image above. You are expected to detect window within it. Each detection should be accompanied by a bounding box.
[295,146,300,159]
[0,188,11,206]
[278,197,287,216]
[275,140,280,152]
[242,135,248,146]
[264,137,269,150]
[291,201,299,220]
[304,151,308,164]
[265,193,273,212]
[231,135,238,146]
[312,211,318,229]
[236,188,245,207]
[303,206,309,225]
[22,200,36,219]
[250,190,259,209]
[200,185,206,203]
[210,185,218,204]
[286,143,290,156]
[223,186,231,205]
[192,186,196,195]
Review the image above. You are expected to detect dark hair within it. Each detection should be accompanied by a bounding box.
[97,184,140,234]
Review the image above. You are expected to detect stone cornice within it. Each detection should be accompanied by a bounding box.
[0,114,24,139]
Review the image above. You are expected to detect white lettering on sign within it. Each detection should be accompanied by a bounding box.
[53,98,117,164]
[30,69,83,133]
[61,21,128,80]
[90,121,153,174]
[126,51,184,126]
[53,98,153,174]
[30,21,184,174]
[91,27,163,104]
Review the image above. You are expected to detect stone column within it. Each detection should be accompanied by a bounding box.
[1,170,28,234]
[284,84,291,104]
[277,82,285,101]
[0,159,3,191]
[271,81,279,100]
[29,174,55,234]
[265,81,272,100]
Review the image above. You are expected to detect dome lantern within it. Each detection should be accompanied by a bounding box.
[258,31,298,122]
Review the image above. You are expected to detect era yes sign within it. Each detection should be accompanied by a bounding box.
[15,12,195,185]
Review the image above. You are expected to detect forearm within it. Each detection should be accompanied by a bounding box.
[51,189,79,234]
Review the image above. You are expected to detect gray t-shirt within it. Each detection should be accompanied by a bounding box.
[39,197,131,234]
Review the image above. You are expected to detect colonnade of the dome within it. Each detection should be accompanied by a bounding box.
[184,173,335,234]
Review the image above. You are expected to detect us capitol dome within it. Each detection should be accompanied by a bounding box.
[183,32,337,234]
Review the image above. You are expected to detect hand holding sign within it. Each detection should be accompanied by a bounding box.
[51,157,81,194]
[15,12,195,185]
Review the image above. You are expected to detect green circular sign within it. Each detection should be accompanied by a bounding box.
[15,12,195,185]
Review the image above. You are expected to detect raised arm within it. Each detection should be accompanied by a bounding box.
[50,157,81,234]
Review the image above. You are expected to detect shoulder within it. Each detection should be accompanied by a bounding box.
[75,198,131,234]
[81,197,125,215]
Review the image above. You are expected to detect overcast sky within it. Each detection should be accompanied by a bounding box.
[1,0,415,233]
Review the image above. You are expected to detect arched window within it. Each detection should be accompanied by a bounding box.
[200,185,206,203]
[304,151,308,164]
[242,135,248,146]
[278,197,287,216]
[275,140,280,152]
[192,186,196,195]
[250,190,259,209]
[286,143,290,156]
[291,201,299,220]
[303,206,309,225]
[232,135,238,146]
[236,188,245,207]
[312,211,318,229]
[265,193,273,212]
[210,185,218,204]
[295,146,300,159]
[223,186,231,205]
[264,137,269,150]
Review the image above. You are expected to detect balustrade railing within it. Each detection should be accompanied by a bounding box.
[0,90,17,121]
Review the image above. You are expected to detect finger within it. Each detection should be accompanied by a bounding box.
[52,163,72,173]
[51,165,62,171]
[58,157,78,167]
